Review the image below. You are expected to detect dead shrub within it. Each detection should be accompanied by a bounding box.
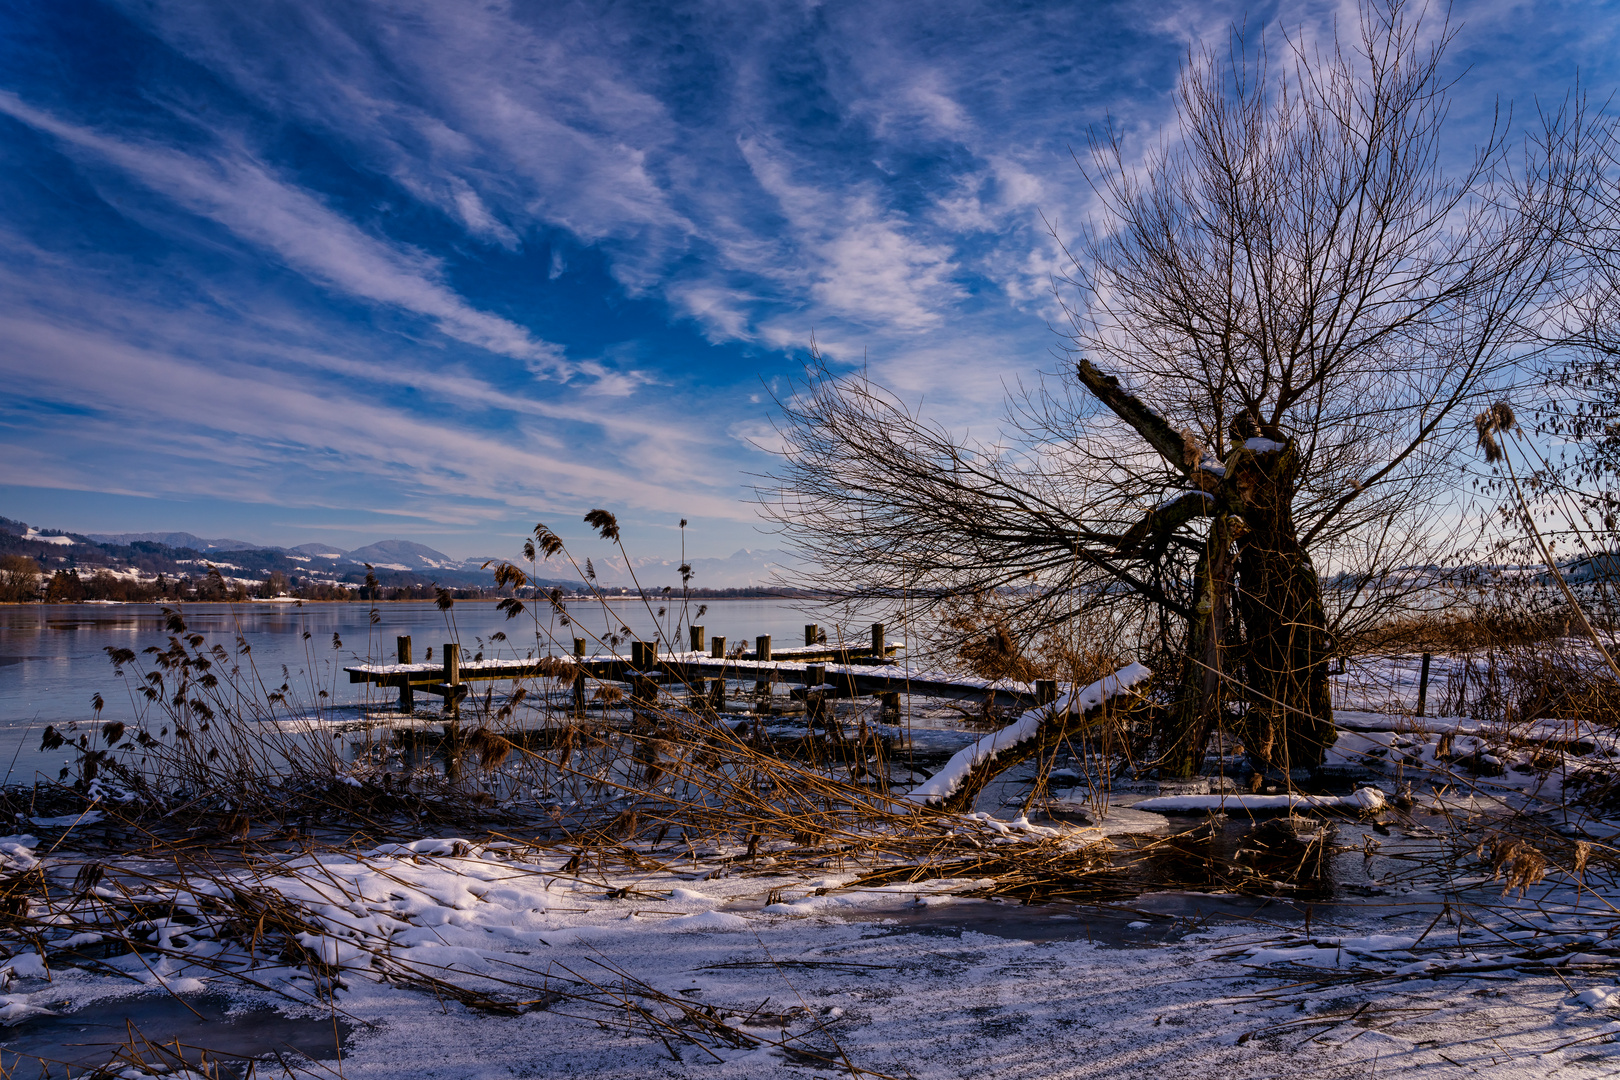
[1480,836,1550,895]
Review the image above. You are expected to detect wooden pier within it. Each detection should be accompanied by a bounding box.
[345,623,1057,715]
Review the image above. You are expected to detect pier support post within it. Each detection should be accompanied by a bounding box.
[805,624,819,647]
[631,640,658,712]
[690,625,705,653]
[871,623,885,658]
[442,641,462,781]
[754,635,773,709]
[805,663,828,726]
[709,636,727,711]
[443,643,461,720]
[573,638,587,717]
[397,636,414,713]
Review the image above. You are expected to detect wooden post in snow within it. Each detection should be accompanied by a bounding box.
[806,663,828,726]
[710,636,726,711]
[631,640,658,711]
[754,634,772,708]
[443,642,461,720]
[1417,652,1432,718]
[442,641,462,781]
[573,638,587,717]
[397,636,414,713]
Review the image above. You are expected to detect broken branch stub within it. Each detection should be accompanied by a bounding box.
[1076,360,1218,489]
[907,663,1153,814]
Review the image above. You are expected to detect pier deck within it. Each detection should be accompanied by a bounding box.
[345,623,1053,712]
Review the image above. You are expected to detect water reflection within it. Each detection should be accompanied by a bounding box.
[0,598,839,780]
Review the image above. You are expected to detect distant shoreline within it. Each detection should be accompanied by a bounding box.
[0,591,809,606]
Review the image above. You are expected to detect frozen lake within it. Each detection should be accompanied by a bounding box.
[0,596,861,783]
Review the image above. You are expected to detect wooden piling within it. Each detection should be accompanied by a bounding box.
[871,622,885,656]
[443,642,461,720]
[632,640,658,710]
[442,641,462,779]
[804,624,819,647]
[754,634,772,707]
[573,638,587,717]
[1417,652,1432,718]
[709,635,727,711]
[805,663,828,725]
[397,635,414,713]
[690,625,705,653]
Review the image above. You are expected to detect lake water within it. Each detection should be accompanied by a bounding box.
[0,596,864,783]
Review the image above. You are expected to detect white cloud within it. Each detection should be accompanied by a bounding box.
[0,91,569,373]
[0,310,752,522]
[739,137,963,332]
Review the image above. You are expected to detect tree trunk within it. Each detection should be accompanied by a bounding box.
[1074,362,1335,777]
[1228,439,1334,774]
[1161,514,1234,779]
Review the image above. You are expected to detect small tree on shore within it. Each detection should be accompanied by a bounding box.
[0,555,41,602]
[763,0,1591,778]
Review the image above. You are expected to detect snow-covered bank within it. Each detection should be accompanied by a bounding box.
[1,826,1615,1079]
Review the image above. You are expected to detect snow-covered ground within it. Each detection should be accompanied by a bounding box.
[0,813,1616,1079]
[4,648,1619,1077]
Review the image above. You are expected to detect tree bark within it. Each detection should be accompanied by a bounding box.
[1228,439,1334,774]
[1160,513,1234,779]
[1078,361,1335,777]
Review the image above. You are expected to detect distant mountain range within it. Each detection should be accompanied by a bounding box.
[594,549,804,591]
[84,531,261,552]
[8,517,798,590]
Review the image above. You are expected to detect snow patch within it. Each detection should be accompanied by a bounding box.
[1134,788,1387,814]
[23,529,72,546]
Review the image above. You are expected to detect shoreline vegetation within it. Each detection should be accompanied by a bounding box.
[0,515,800,603]
[0,587,805,605]
[0,509,1617,1077]
[0,513,1615,1077]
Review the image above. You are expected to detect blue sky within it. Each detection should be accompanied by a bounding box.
[0,0,1615,565]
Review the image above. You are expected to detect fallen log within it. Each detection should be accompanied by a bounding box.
[906,663,1154,813]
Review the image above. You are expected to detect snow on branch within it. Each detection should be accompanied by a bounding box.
[907,662,1153,809]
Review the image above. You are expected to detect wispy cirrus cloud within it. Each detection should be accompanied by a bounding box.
[0,309,745,522]
[0,91,569,374]
[1,0,1614,557]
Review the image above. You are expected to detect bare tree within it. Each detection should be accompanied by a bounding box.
[1531,115,1620,555]
[0,555,41,603]
[762,0,1589,779]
